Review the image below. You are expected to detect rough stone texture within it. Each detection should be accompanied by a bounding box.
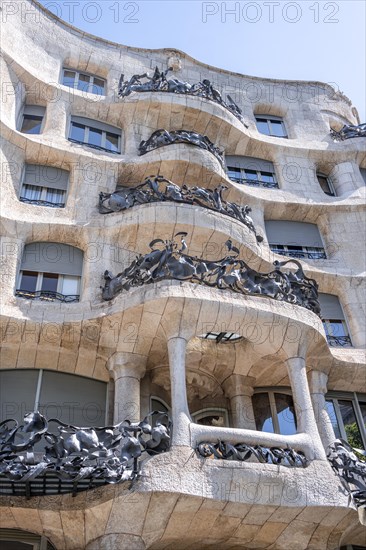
[0,1,365,549]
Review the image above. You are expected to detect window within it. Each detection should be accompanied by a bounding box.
[20,164,69,208]
[360,168,366,186]
[69,116,121,153]
[325,392,366,450]
[0,529,56,550]
[199,332,242,343]
[16,242,83,302]
[317,172,336,196]
[255,115,287,138]
[226,156,278,189]
[265,221,326,259]
[192,408,229,427]
[253,390,297,435]
[62,68,106,95]
[319,293,352,347]
[0,369,107,428]
[20,106,45,134]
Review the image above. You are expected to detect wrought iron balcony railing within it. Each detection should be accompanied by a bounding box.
[229,176,279,189]
[19,197,65,208]
[326,335,352,347]
[270,247,327,260]
[15,289,79,303]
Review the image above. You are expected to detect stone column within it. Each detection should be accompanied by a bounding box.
[222,375,256,430]
[285,356,326,460]
[308,370,336,450]
[108,353,147,424]
[167,336,191,446]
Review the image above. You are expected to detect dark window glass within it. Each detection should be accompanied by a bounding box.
[70,122,85,142]
[253,393,275,433]
[92,77,105,95]
[41,273,58,293]
[0,542,34,550]
[360,402,366,430]
[21,115,43,134]
[256,119,270,135]
[271,120,286,137]
[77,73,91,92]
[63,70,76,88]
[275,393,297,435]
[89,127,103,148]
[317,174,335,196]
[196,414,225,427]
[19,271,37,292]
[338,400,363,449]
[105,132,119,152]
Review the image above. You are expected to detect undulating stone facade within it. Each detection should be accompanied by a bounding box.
[0,1,365,549]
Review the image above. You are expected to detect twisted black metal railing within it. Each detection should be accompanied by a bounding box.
[196,441,308,468]
[228,177,279,190]
[330,123,366,141]
[99,175,263,242]
[138,129,225,167]
[119,66,246,125]
[270,247,327,260]
[327,439,366,507]
[0,411,171,497]
[326,335,352,347]
[102,233,321,316]
[15,290,79,303]
[19,198,65,208]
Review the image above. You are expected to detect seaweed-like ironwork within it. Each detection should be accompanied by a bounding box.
[327,439,366,508]
[101,233,320,316]
[0,411,171,496]
[330,123,366,141]
[196,441,308,467]
[99,176,262,242]
[119,66,246,124]
[138,129,225,167]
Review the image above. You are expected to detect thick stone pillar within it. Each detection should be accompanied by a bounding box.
[309,370,336,450]
[222,375,256,430]
[108,353,147,424]
[167,336,191,446]
[285,356,326,460]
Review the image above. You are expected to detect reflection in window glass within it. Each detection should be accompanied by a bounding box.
[77,73,90,92]
[92,77,105,95]
[338,400,363,449]
[271,120,285,137]
[19,271,38,292]
[61,275,79,296]
[253,393,275,433]
[63,70,76,88]
[89,127,103,148]
[21,115,43,134]
[41,273,58,293]
[325,400,341,438]
[256,119,270,135]
[360,402,366,429]
[70,122,85,142]
[275,393,297,435]
[106,132,119,152]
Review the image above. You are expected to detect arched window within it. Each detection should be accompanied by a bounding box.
[0,529,56,550]
[252,389,297,435]
[192,408,229,427]
[16,242,83,302]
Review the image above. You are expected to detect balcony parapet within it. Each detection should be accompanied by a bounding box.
[102,233,321,316]
[99,175,262,242]
[0,410,171,497]
[119,66,246,125]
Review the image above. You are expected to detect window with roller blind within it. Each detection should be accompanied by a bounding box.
[16,242,83,302]
[226,156,278,189]
[318,293,352,347]
[265,220,326,259]
[20,164,69,208]
[20,105,46,134]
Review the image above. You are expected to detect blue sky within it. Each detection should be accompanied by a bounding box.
[38,0,365,120]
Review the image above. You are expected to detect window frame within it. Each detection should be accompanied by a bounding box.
[16,270,81,302]
[253,387,297,435]
[317,172,336,197]
[269,244,327,260]
[68,118,121,154]
[192,407,229,427]
[322,319,352,347]
[255,115,288,138]
[227,166,279,189]
[62,68,106,95]
[20,183,66,208]
[325,391,366,449]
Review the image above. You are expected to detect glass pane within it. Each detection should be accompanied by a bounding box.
[256,119,270,135]
[253,393,275,433]
[317,175,333,195]
[105,132,119,152]
[325,400,341,438]
[77,73,91,92]
[338,400,363,448]
[270,120,286,137]
[61,275,79,296]
[41,273,58,293]
[359,402,366,429]
[275,393,297,435]
[0,541,35,549]
[92,77,105,95]
[19,271,38,292]
[260,171,276,183]
[21,115,43,134]
[227,167,241,182]
[20,184,42,201]
[244,169,259,181]
[324,320,348,337]
[70,122,85,142]
[39,371,106,427]
[63,70,76,88]
[46,188,65,206]
[0,369,39,422]
[196,414,226,427]
[88,127,103,148]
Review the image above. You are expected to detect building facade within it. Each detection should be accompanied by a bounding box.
[0,1,365,548]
